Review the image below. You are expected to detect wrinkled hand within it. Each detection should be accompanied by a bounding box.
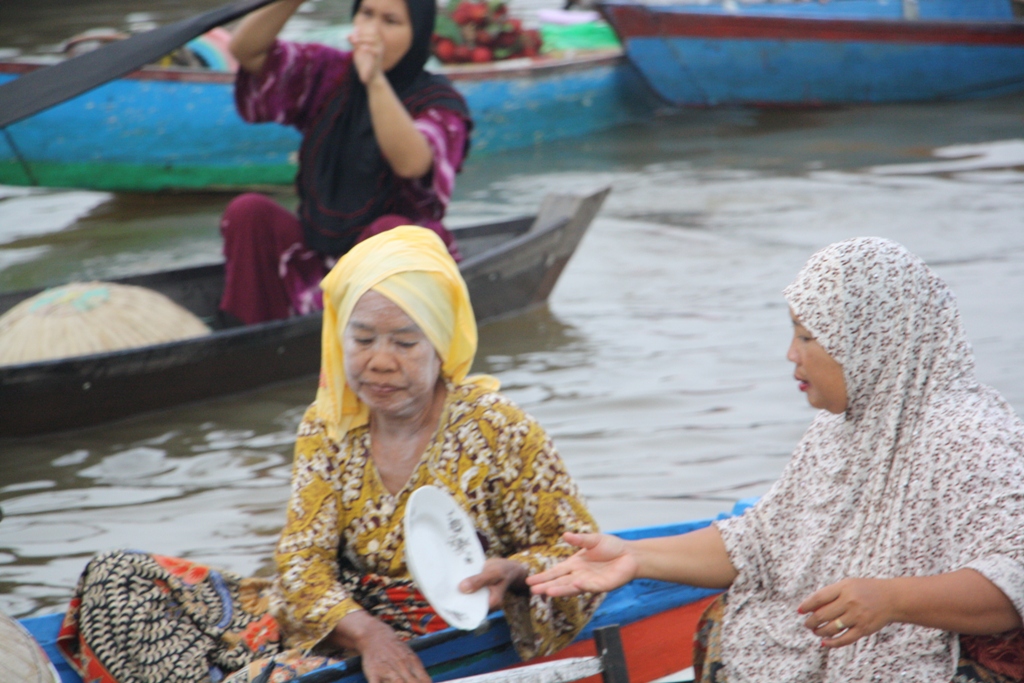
[798,577,898,648]
[526,532,637,598]
[349,25,385,85]
[459,558,529,610]
[333,613,430,683]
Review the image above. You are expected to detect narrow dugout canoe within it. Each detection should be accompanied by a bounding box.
[18,499,757,683]
[597,0,1024,107]
[0,187,608,438]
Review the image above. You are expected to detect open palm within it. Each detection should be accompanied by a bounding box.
[527,532,638,597]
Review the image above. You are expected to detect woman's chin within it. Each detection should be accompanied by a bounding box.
[363,393,431,421]
[804,391,825,411]
[359,388,402,410]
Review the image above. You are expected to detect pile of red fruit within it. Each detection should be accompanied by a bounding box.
[432,0,542,64]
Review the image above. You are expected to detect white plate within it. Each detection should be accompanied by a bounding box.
[404,485,488,630]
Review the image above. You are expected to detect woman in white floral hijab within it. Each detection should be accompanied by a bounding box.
[529,237,1024,683]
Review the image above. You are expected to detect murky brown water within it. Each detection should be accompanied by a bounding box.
[3,1,1024,622]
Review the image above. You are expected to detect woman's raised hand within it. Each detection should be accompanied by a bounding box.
[229,0,305,74]
[350,25,386,85]
[526,532,638,597]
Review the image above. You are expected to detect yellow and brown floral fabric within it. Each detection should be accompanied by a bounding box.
[270,381,603,660]
[56,382,601,683]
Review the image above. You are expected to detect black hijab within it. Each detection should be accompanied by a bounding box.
[297,0,471,256]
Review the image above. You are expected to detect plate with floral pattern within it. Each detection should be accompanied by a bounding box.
[404,485,488,630]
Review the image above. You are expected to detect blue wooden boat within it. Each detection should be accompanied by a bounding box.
[597,0,1024,107]
[0,31,654,192]
[16,500,756,683]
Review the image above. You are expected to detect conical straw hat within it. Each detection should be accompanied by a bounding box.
[0,281,211,366]
[0,611,60,683]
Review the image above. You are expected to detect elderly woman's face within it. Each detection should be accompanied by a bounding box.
[787,309,848,414]
[344,290,442,419]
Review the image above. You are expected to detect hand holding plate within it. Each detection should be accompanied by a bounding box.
[404,486,489,629]
[459,558,530,610]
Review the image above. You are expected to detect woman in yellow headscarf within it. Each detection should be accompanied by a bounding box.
[265,225,602,683]
[59,227,602,683]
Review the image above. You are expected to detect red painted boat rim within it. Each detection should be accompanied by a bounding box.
[598,3,1024,47]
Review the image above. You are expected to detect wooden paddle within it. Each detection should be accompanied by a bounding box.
[0,0,279,130]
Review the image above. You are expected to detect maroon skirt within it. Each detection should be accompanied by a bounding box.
[218,193,461,325]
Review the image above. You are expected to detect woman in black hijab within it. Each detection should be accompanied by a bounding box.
[219,0,471,325]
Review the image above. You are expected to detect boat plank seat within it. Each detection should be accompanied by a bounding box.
[446,626,630,683]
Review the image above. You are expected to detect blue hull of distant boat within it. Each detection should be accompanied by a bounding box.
[598,0,1024,106]
[0,49,654,191]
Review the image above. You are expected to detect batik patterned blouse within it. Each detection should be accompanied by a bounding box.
[269,382,603,660]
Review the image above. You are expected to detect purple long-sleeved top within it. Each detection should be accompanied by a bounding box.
[235,40,468,224]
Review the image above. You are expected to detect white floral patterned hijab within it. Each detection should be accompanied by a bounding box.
[716,237,1024,682]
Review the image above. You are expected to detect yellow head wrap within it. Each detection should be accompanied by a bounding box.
[316,226,499,442]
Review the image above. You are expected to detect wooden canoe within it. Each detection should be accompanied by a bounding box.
[0,187,608,438]
[598,0,1024,107]
[0,42,655,191]
[18,499,757,683]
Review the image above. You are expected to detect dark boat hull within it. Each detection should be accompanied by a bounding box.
[0,188,609,438]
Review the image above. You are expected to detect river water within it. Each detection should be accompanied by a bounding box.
[2,1,1024,622]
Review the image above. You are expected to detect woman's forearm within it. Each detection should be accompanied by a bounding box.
[365,74,434,179]
[329,608,385,650]
[890,569,1022,635]
[330,610,432,683]
[803,568,1023,648]
[229,0,304,74]
[528,526,736,598]
[631,525,738,589]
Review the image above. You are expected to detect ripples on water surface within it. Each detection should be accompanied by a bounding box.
[2,2,1024,619]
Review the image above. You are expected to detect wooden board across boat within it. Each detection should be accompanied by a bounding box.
[0,187,609,439]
